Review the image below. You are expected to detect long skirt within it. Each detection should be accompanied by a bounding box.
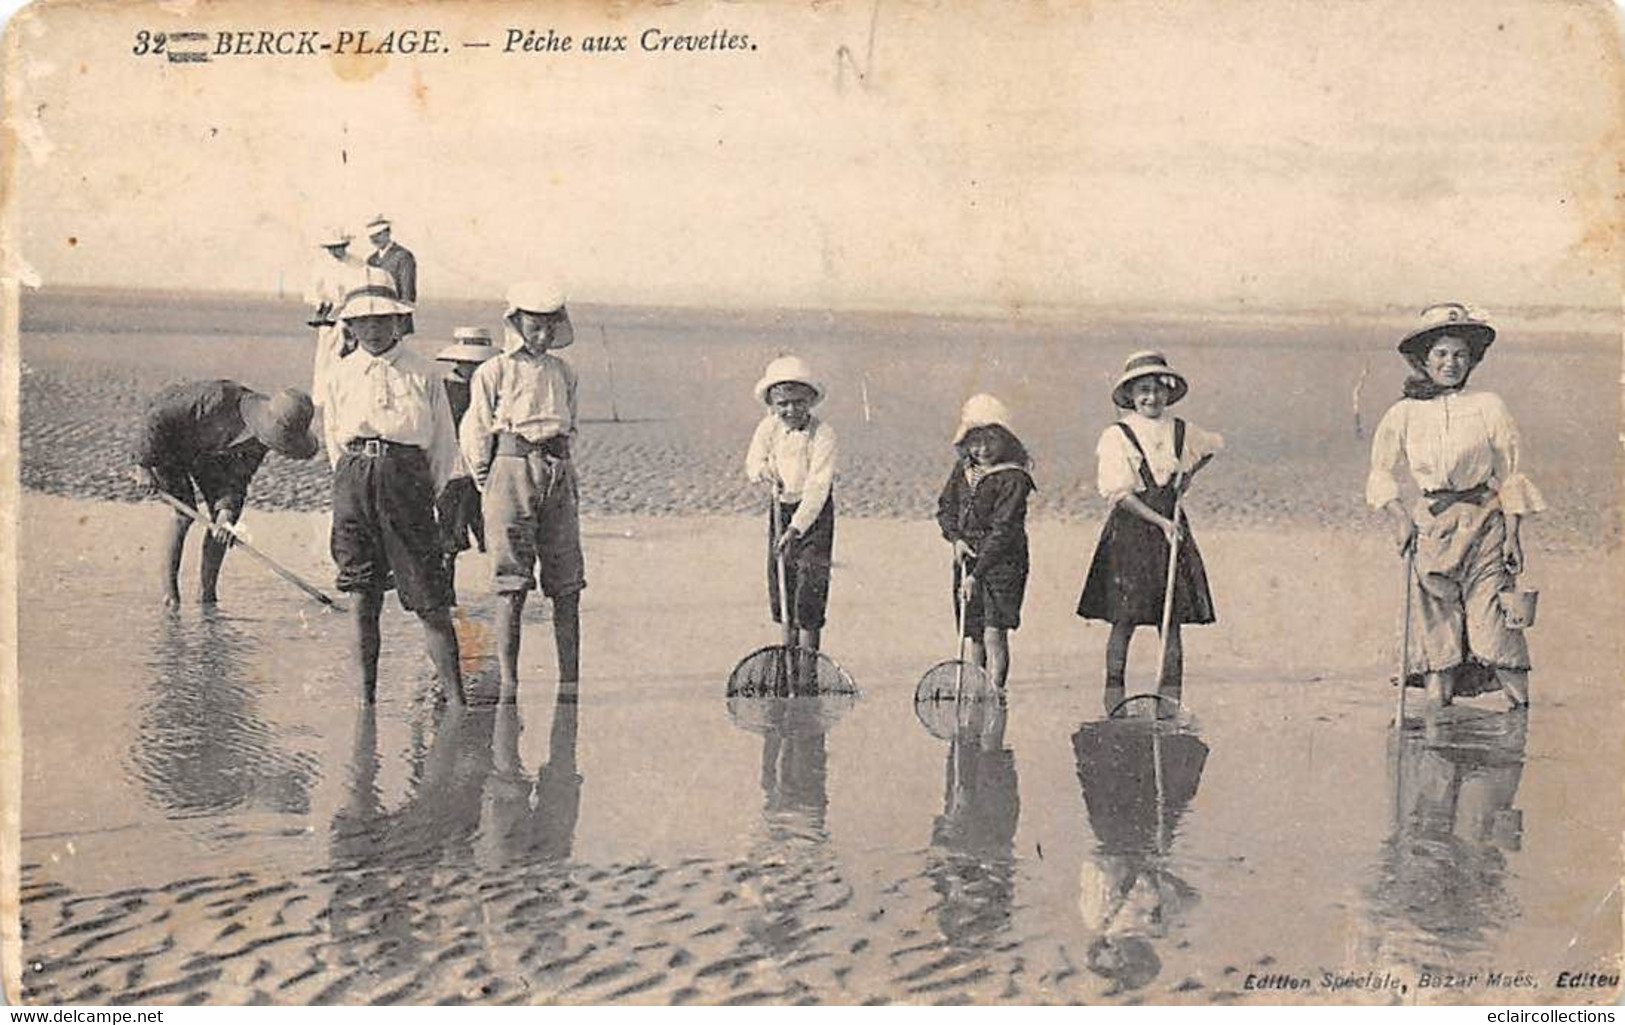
[1401,500,1530,696]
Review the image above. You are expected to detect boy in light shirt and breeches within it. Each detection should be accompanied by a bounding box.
[321,280,466,706]
[460,282,586,703]
[744,355,838,656]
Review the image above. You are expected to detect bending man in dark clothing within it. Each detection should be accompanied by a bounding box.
[133,380,318,607]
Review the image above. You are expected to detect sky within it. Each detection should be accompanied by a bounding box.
[3,0,1621,314]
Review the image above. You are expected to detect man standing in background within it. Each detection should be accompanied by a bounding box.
[365,214,417,335]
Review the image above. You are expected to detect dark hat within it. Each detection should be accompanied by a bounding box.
[243,389,318,460]
[1398,303,1495,362]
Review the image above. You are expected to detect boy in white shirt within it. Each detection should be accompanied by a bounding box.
[745,355,838,655]
[323,281,466,705]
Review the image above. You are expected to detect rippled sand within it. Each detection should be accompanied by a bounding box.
[19,288,1619,539]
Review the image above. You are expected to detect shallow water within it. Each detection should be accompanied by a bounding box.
[17,497,1622,1005]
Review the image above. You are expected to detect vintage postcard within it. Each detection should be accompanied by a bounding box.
[2,0,1620,1008]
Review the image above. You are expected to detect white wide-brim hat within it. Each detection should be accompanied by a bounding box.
[1111,350,1189,410]
[437,327,498,364]
[753,354,825,406]
[1397,302,1495,362]
[503,281,573,349]
[952,393,1015,444]
[316,226,352,248]
[337,266,413,319]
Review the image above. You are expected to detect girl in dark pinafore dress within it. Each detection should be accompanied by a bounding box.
[937,394,1036,692]
[1078,352,1222,707]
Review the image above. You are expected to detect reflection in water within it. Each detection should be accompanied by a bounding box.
[743,696,842,960]
[329,704,495,870]
[1072,719,1209,994]
[133,610,316,816]
[1360,709,1528,968]
[323,702,496,984]
[480,694,583,866]
[926,700,1020,951]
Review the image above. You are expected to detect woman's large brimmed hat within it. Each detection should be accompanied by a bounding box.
[242,389,319,460]
[436,327,498,365]
[336,267,412,319]
[315,226,352,248]
[753,354,825,406]
[953,393,1015,445]
[1111,351,1188,410]
[1397,302,1495,362]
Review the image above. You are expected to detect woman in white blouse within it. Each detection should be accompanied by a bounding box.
[1366,304,1544,709]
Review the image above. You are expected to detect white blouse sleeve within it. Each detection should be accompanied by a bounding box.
[1096,426,1142,505]
[1486,394,1546,516]
[1365,402,1407,509]
[1181,422,1225,469]
[744,416,775,485]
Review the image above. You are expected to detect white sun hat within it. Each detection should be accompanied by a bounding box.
[436,327,498,365]
[753,354,825,406]
[315,226,352,248]
[502,281,573,350]
[336,265,412,319]
[953,393,1015,444]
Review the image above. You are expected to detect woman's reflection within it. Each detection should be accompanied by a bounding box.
[135,609,316,817]
[925,698,1020,952]
[1071,717,1209,995]
[1361,708,1528,966]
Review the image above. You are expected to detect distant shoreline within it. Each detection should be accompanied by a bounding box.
[18,283,1619,338]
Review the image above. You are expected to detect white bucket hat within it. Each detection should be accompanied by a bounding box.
[436,327,498,365]
[336,265,413,319]
[753,354,825,406]
[953,393,1015,444]
[1111,351,1188,410]
[503,281,573,351]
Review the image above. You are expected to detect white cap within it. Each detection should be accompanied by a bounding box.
[952,393,1015,444]
[753,354,825,406]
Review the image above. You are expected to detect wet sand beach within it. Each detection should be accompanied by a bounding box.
[14,289,1623,1005]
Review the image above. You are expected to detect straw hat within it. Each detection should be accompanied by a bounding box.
[1397,302,1495,363]
[1111,351,1189,410]
[336,266,412,320]
[436,327,498,365]
[753,354,825,406]
[315,226,352,248]
[952,393,1015,444]
[364,214,392,233]
[242,389,319,460]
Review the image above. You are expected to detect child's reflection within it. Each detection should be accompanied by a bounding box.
[1072,718,1209,995]
[926,699,1020,952]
